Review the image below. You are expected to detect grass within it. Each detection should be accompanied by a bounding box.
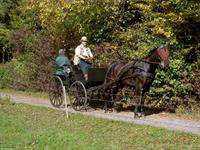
[0,98,200,150]
[174,105,200,120]
[1,88,200,120]
[0,88,48,99]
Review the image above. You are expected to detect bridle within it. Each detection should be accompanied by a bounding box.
[142,47,169,65]
[141,58,161,65]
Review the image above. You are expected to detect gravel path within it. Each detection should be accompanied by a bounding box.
[1,92,200,135]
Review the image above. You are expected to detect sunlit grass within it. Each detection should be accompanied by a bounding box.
[175,105,200,120]
[1,88,200,121]
[1,88,200,122]
[0,88,48,99]
[0,98,200,150]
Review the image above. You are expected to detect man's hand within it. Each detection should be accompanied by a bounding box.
[83,55,89,60]
[87,56,92,60]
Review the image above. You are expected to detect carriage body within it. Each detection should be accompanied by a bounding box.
[48,65,108,109]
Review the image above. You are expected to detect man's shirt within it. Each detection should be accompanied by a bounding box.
[75,44,93,59]
[55,55,71,76]
[73,44,93,65]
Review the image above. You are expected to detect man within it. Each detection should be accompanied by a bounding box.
[73,36,93,80]
[55,49,71,76]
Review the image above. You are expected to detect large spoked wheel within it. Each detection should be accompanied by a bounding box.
[69,81,87,111]
[48,75,65,107]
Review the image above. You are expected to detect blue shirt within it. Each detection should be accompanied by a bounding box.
[55,55,71,76]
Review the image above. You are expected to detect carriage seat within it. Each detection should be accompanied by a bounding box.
[88,67,107,82]
[72,65,85,81]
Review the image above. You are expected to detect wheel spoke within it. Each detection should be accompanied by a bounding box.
[69,81,87,111]
[48,76,65,107]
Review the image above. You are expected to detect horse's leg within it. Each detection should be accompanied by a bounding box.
[137,95,145,117]
[103,88,115,113]
[135,94,143,117]
[103,89,110,113]
[134,99,139,117]
[140,93,146,117]
[134,78,143,118]
[111,86,120,112]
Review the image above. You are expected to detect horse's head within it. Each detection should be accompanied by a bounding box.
[156,46,170,68]
[144,46,170,68]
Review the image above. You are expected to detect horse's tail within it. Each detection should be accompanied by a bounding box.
[104,62,117,84]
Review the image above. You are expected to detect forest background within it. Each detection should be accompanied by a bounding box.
[0,0,199,110]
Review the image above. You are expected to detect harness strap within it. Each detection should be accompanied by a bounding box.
[120,72,154,81]
[104,59,155,89]
[142,59,160,65]
[116,60,137,78]
[88,80,116,91]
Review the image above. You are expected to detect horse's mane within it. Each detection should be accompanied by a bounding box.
[110,47,159,64]
[115,47,158,61]
[144,47,157,59]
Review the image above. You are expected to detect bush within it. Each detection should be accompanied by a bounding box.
[4,53,37,90]
[0,65,9,88]
[7,29,56,91]
[147,48,200,109]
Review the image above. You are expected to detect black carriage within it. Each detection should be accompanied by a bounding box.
[48,64,109,110]
[69,67,109,111]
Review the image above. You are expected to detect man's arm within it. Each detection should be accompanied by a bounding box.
[88,48,93,59]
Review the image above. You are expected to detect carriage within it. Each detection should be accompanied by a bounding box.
[48,46,170,117]
[48,65,111,111]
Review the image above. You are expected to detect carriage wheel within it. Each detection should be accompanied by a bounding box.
[48,75,65,107]
[69,81,87,111]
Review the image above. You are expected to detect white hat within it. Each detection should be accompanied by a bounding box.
[80,36,88,42]
[59,49,65,55]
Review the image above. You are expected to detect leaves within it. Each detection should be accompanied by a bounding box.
[0,0,199,105]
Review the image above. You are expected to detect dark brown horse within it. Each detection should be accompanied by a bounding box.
[104,46,170,117]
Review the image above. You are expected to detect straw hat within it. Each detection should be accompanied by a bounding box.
[80,36,88,42]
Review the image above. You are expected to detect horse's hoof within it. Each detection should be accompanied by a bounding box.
[141,112,145,117]
[138,112,145,118]
[134,112,145,118]
[134,113,139,119]
[112,108,118,113]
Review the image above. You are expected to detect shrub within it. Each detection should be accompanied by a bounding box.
[0,65,9,88]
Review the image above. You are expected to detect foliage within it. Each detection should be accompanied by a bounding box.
[4,53,36,90]
[0,0,20,62]
[0,0,199,108]
[7,29,56,91]
[0,65,9,88]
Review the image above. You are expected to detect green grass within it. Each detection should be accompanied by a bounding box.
[1,88,200,120]
[0,99,200,150]
[0,88,48,99]
[174,105,200,120]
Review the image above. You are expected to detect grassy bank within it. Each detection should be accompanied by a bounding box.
[1,88,200,121]
[0,99,199,150]
[0,88,48,99]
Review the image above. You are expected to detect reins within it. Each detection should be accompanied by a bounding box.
[141,59,160,65]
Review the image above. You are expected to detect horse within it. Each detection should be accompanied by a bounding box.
[104,46,170,117]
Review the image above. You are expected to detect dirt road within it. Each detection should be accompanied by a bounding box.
[1,92,200,135]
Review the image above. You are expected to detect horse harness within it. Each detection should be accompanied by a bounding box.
[104,59,155,88]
